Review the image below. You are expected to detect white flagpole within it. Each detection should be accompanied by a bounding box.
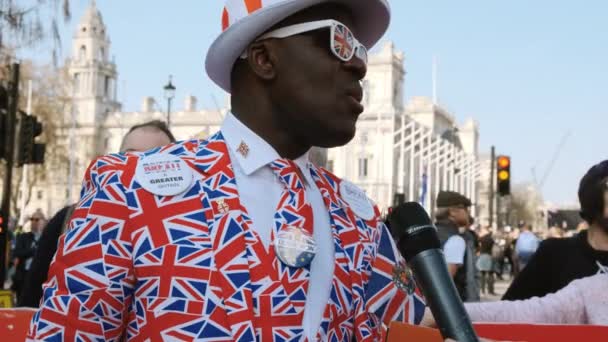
[418,133,428,205]
[408,132,416,201]
[432,55,438,104]
[397,117,407,194]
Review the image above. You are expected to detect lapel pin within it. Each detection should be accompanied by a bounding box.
[392,260,417,295]
[215,199,230,214]
[237,141,250,158]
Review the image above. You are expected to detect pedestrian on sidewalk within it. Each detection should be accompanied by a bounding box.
[492,235,505,280]
[514,223,540,270]
[11,210,46,301]
[477,227,496,295]
[502,231,516,278]
[435,191,479,302]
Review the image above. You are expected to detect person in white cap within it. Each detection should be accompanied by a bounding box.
[27,1,427,341]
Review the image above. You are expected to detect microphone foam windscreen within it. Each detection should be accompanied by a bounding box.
[389,202,441,261]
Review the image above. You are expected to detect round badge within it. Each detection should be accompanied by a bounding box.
[274,226,317,268]
[135,153,193,196]
[392,260,417,295]
[339,180,375,220]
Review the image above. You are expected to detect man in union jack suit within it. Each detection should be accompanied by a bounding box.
[28,0,426,340]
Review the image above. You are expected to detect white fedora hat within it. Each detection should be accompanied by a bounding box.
[205,0,391,93]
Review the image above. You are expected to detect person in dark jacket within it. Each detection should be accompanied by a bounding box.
[503,160,608,300]
[18,121,176,307]
[17,205,74,307]
[435,190,477,302]
[11,210,46,300]
[478,230,495,295]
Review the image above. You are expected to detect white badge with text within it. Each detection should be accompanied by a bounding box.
[135,153,193,196]
[340,180,375,220]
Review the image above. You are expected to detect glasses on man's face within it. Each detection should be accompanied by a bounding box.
[242,19,368,65]
[30,217,41,222]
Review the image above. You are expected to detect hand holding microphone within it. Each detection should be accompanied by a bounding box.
[388,202,480,342]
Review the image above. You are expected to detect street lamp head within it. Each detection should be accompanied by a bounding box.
[163,75,176,100]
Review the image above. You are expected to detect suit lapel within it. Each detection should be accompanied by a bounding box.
[310,165,368,340]
[191,133,257,340]
[193,132,307,340]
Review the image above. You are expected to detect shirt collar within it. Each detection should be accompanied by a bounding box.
[221,112,313,183]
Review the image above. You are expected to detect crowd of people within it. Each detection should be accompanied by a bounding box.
[432,192,605,305]
[430,190,529,303]
[421,159,608,331]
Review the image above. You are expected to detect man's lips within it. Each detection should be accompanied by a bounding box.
[345,86,363,103]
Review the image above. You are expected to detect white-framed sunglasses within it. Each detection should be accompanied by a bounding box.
[241,19,368,64]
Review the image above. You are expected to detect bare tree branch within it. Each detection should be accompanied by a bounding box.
[0,0,71,62]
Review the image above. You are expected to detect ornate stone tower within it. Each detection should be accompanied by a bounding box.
[67,0,120,161]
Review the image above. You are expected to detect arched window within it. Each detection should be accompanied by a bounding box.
[74,73,81,93]
[393,82,402,107]
[79,45,87,60]
[358,157,369,178]
[104,76,110,96]
[99,47,105,61]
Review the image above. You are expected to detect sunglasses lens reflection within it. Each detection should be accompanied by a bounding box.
[332,24,355,60]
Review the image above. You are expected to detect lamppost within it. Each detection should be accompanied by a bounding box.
[163,75,176,128]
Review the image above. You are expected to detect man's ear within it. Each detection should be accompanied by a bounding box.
[246,40,278,82]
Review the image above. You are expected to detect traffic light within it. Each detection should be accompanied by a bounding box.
[17,112,46,166]
[496,155,511,196]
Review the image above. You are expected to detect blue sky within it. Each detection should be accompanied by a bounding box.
[23,0,608,205]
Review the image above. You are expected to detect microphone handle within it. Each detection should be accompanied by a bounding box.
[408,249,480,342]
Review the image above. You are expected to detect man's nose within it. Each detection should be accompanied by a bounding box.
[343,53,367,80]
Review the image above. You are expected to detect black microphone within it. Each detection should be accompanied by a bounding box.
[389,202,479,342]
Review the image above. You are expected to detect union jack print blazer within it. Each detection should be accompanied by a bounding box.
[27,132,425,341]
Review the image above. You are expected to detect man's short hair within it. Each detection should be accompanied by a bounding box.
[119,120,176,152]
[127,120,176,142]
[436,191,472,208]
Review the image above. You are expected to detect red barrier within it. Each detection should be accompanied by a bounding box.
[0,308,36,342]
[474,323,608,342]
[388,321,608,342]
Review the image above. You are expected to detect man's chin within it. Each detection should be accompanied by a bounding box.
[316,127,356,148]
